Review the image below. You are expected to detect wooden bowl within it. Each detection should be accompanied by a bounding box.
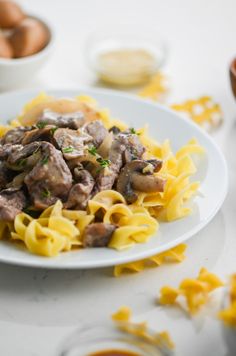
[230,58,236,98]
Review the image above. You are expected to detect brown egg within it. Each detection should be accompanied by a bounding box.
[0,32,13,58]
[9,18,49,58]
[0,0,25,29]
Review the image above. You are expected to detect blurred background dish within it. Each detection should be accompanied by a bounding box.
[85,25,167,87]
[0,0,54,90]
[0,14,54,90]
[229,58,236,99]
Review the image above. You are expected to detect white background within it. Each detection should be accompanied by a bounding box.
[0,0,236,355]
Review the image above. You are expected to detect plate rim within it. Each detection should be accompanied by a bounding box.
[0,87,229,269]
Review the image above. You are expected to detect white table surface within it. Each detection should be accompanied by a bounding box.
[0,0,236,355]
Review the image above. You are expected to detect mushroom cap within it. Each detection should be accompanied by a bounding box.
[116,159,166,203]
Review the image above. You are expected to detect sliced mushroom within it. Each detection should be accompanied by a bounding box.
[82,223,116,247]
[97,132,113,158]
[0,126,33,145]
[116,159,166,204]
[93,131,145,194]
[5,142,41,171]
[21,126,55,145]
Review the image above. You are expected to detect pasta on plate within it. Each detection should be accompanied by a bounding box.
[0,93,204,257]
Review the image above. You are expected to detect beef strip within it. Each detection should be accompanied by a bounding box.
[0,188,26,221]
[94,132,145,193]
[0,161,14,189]
[84,120,108,148]
[82,223,116,247]
[53,128,93,160]
[64,168,95,210]
[24,142,73,209]
[0,126,33,145]
[37,109,86,130]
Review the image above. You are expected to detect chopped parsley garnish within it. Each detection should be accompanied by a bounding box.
[62,146,74,153]
[50,127,58,135]
[130,127,140,135]
[36,121,47,129]
[41,188,51,198]
[17,158,27,167]
[96,157,111,168]
[41,155,49,165]
[88,145,97,156]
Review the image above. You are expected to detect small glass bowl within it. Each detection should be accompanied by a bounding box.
[221,290,236,354]
[85,25,168,87]
[59,324,173,356]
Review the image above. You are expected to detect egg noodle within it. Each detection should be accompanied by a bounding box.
[159,267,224,315]
[0,93,204,257]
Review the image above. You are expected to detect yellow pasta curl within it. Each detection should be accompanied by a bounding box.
[109,213,158,250]
[24,221,69,257]
[103,204,132,224]
[12,201,82,256]
[112,306,132,322]
[114,243,187,277]
[159,267,224,315]
[218,274,236,327]
[88,190,126,216]
[133,133,204,222]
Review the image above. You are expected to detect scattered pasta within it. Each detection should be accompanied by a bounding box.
[114,243,187,277]
[159,267,224,315]
[171,96,223,130]
[138,72,169,102]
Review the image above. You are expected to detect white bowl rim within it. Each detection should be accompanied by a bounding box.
[0,87,229,269]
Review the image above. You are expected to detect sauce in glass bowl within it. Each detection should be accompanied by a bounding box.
[89,349,140,356]
[85,25,167,87]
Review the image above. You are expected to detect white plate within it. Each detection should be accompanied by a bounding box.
[0,88,228,269]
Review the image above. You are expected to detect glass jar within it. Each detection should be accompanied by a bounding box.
[59,324,173,356]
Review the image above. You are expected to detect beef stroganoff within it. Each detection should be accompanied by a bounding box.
[0,93,204,256]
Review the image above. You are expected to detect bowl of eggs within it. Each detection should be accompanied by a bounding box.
[0,0,54,90]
